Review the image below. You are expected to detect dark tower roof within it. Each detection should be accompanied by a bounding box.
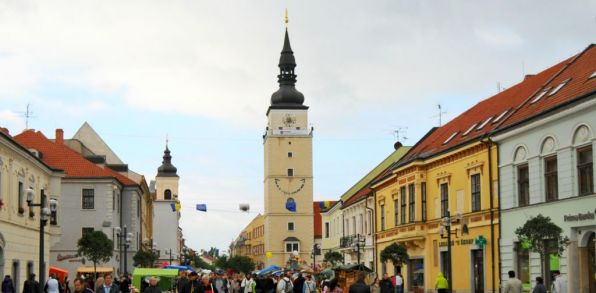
[157,145,178,177]
[268,28,308,114]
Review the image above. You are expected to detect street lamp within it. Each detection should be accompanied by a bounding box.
[27,188,58,293]
[310,244,320,270]
[114,226,133,275]
[351,234,366,265]
[439,211,466,293]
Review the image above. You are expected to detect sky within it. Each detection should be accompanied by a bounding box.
[1,0,595,253]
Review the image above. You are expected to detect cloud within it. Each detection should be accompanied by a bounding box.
[0,110,25,131]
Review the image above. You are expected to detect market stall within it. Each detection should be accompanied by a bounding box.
[132,268,179,293]
[334,264,373,293]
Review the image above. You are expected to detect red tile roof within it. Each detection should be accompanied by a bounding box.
[399,52,573,164]
[499,44,596,129]
[14,130,137,186]
[313,201,337,237]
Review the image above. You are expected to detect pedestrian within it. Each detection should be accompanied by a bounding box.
[239,274,247,293]
[263,276,275,293]
[348,272,370,293]
[276,271,292,293]
[201,276,214,293]
[119,275,130,293]
[302,276,315,293]
[2,275,15,293]
[243,275,254,293]
[144,277,162,293]
[177,272,190,293]
[98,274,120,293]
[327,279,341,293]
[94,275,104,293]
[23,274,40,293]
[73,279,93,293]
[292,274,304,293]
[64,277,72,293]
[551,271,567,293]
[393,274,402,293]
[378,274,392,293]
[434,272,448,293]
[532,277,546,293]
[502,270,522,293]
[45,274,60,293]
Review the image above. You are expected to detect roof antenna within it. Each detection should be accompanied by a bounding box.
[19,103,36,130]
[432,104,447,127]
[166,134,169,149]
[393,127,408,150]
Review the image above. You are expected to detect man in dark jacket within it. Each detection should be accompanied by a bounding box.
[144,277,162,293]
[292,275,304,293]
[23,274,39,293]
[97,274,120,293]
[348,272,370,293]
[177,272,190,293]
[2,275,15,293]
[378,274,393,293]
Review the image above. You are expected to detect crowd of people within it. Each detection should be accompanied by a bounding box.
[1,273,132,293]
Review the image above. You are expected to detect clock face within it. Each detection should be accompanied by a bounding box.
[274,178,306,195]
[283,114,297,127]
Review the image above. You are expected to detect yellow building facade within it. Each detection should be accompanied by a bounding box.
[374,142,499,293]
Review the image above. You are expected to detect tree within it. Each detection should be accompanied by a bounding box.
[380,243,409,272]
[213,255,229,269]
[227,256,256,274]
[192,256,214,271]
[515,214,569,281]
[133,249,157,268]
[77,231,114,277]
[324,251,344,267]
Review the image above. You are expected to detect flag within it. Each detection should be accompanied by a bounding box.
[175,202,181,212]
[286,200,296,212]
[196,204,207,212]
[170,202,176,212]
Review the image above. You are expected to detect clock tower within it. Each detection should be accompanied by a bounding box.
[263,24,314,267]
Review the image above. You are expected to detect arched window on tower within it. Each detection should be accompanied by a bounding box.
[164,189,172,200]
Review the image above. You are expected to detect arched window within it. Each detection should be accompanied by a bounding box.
[164,189,172,200]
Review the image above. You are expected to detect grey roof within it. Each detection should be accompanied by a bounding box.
[269,28,307,112]
[157,146,178,177]
[283,236,300,242]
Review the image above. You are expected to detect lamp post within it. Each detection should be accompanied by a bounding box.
[114,226,133,275]
[26,188,58,293]
[352,234,366,265]
[439,211,465,293]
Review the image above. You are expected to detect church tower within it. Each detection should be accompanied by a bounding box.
[263,19,314,267]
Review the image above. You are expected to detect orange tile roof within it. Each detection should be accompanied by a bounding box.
[499,44,596,129]
[14,130,137,186]
[398,51,573,164]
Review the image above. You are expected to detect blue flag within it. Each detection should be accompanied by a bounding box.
[285,200,296,212]
[196,204,207,212]
[170,202,176,212]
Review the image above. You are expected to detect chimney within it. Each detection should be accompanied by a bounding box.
[524,74,535,81]
[0,127,9,136]
[56,129,64,145]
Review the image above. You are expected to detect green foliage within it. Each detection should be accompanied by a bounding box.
[77,231,114,276]
[380,243,409,267]
[515,214,569,257]
[324,251,344,267]
[133,249,157,268]
[227,256,256,274]
[213,255,229,269]
[192,256,214,271]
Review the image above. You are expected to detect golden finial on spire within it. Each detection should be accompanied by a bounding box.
[284,8,288,27]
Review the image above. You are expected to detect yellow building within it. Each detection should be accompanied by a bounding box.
[371,85,537,291]
[230,214,265,269]
[261,26,314,267]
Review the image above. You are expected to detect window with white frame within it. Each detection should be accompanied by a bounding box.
[285,242,299,253]
[578,146,593,196]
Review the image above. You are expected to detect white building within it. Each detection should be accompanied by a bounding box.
[0,128,63,292]
[495,46,595,293]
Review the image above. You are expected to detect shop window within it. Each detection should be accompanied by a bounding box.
[577,146,593,196]
[517,165,529,206]
[471,174,481,212]
[408,184,415,222]
[440,183,449,218]
[400,186,406,224]
[408,259,424,290]
[515,242,530,289]
[421,182,427,221]
[544,156,558,201]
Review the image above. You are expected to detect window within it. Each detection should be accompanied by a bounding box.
[578,146,593,196]
[137,197,141,218]
[443,132,459,145]
[492,109,509,124]
[82,189,94,209]
[530,88,550,103]
[544,156,558,201]
[352,216,356,235]
[393,199,398,226]
[400,187,406,224]
[164,189,172,200]
[440,183,449,218]
[476,116,493,130]
[18,181,24,214]
[287,222,295,231]
[471,174,481,212]
[462,123,478,137]
[421,182,427,221]
[380,205,385,231]
[359,214,363,234]
[112,190,116,210]
[82,227,94,237]
[515,242,530,288]
[288,152,293,158]
[285,242,299,253]
[518,165,530,206]
[324,222,329,238]
[408,184,415,222]
[287,169,294,177]
[28,186,34,217]
[50,196,57,225]
[548,79,570,96]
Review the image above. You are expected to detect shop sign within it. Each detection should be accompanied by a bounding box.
[563,209,595,222]
[439,235,488,248]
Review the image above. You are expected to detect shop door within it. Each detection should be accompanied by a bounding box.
[440,251,450,281]
[589,233,595,293]
[472,249,484,293]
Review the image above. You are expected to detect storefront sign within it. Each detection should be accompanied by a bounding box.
[563,209,595,222]
[439,235,488,248]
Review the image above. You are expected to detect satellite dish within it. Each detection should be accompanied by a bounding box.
[239,204,250,212]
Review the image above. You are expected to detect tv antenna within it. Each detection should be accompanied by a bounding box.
[432,104,447,126]
[18,104,36,130]
[393,127,408,143]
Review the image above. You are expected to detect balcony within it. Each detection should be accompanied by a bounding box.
[340,234,367,249]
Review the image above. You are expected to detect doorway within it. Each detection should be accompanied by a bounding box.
[471,250,484,293]
[588,232,595,293]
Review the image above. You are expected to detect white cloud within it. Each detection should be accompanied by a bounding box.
[0,110,25,131]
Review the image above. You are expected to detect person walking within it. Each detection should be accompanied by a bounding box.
[378,274,392,293]
[97,274,120,293]
[276,272,292,293]
[502,271,522,293]
[2,276,15,293]
[532,277,546,293]
[177,272,190,293]
[302,276,315,293]
[393,274,402,293]
[45,275,60,293]
[243,275,254,293]
[23,274,40,293]
[434,272,448,293]
[292,275,304,293]
[73,279,93,293]
[119,275,130,293]
[348,272,370,293]
[144,277,162,293]
[327,279,341,293]
[551,271,567,293]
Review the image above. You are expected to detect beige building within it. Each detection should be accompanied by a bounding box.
[262,28,314,267]
[0,128,63,291]
[230,214,265,268]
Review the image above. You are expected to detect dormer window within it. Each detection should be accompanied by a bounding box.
[443,132,459,145]
[548,78,571,96]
